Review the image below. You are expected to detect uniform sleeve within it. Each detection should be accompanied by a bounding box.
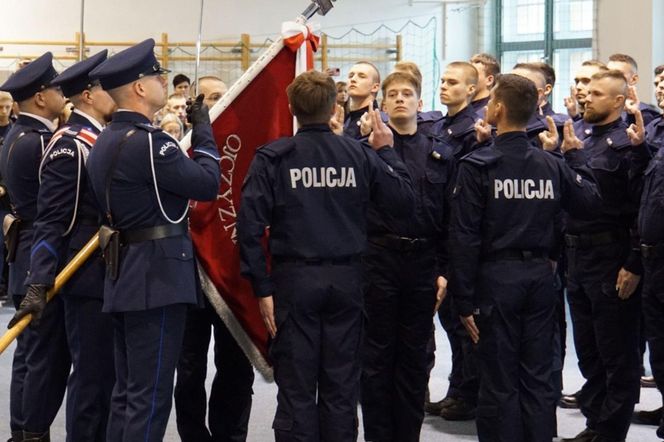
[238,154,275,297]
[448,162,485,317]
[364,145,415,218]
[435,159,457,278]
[624,143,652,274]
[558,149,603,219]
[27,140,80,286]
[151,130,221,202]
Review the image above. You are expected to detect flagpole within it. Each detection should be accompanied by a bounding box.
[193,0,205,91]
[179,0,336,152]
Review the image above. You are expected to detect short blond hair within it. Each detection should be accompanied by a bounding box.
[0,91,12,102]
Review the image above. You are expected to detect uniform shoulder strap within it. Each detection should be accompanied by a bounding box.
[460,145,502,167]
[258,137,296,158]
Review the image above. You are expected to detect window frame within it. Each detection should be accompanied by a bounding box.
[495,0,593,64]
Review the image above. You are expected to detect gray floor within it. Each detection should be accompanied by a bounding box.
[0,303,660,441]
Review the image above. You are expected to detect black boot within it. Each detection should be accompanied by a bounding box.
[21,431,49,442]
[7,430,23,442]
[562,428,598,442]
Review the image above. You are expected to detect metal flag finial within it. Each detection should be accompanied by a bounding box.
[301,0,336,20]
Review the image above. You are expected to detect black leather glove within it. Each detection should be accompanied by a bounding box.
[8,284,49,329]
[186,94,211,127]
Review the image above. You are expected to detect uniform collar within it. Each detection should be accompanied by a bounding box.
[297,123,331,134]
[111,110,152,125]
[494,130,529,147]
[18,112,57,132]
[471,96,490,112]
[591,117,622,136]
[71,108,104,133]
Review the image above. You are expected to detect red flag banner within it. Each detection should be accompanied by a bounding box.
[189,46,296,379]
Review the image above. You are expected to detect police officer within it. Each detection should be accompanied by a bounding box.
[0,52,69,442]
[644,69,664,154]
[512,63,567,149]
[637,81,664,440]
[425,61,481,421]
[562,70,650,442]
[85,38,221,441]
[12,50,115,442]
[564,61,609,143]
[359,71,453,442]
[469,53,500,119]
[238,70,414,442]
[344,61,381,139]
[449,73,601,442]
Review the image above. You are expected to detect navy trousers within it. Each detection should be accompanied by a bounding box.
[175,301,254,442]
[63,295,114,442]
[270,261,363,442]
[106,304,187,442]
[642,256,664,404]
[474,259,556,442]
[566,241,641,441]
[10,294,70,434]
[361,245,436,442]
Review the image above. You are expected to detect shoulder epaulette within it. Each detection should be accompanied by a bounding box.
[134,122,160,133]
[258,137,296,158]
[50,125,98,148]
[461,145,502,167]
[418,110,444,124]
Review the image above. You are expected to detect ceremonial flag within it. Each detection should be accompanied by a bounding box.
[181,20,319,379]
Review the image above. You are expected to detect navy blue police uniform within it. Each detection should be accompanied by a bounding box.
[360,126,455,442]
[526,102,568,149]
[0,118,13,297]
[238,123,415,442]
[425,103,481,418]
[637,138,664,439]
[25,50,114,442]
[174,296,255,442]
[471,95,490,119]
[449,131,601,442]
[645,113,664,154]
[86,39,221,442]
[0,52,71,442]
[624,102,661,128]
[564,118,651,441]
[574,116,594,142]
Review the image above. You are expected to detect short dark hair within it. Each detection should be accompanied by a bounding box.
[655,65,664,76]
[172,73,191,88]
[592,70,628,95]
[382,71,422,99]
[493,73,538,127]
[470,53,501,77]
[287,70,336,125]
[531,62,556,87]
[608,53,638,72]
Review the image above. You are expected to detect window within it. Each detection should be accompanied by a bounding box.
[496,0,594,112]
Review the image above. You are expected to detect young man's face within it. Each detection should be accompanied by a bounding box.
[167,95,187,122]
[40,86,66,120]
[655,73,664,109]
[89,86,117,123]
[574,65,601,108]
[347,64,380,101]
[174,81,190,97]
[383,80,421,123]
[439,66,475,108]
[0,99,12,121]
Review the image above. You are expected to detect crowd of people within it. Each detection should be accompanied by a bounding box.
[0,34,662,442]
